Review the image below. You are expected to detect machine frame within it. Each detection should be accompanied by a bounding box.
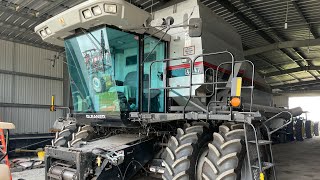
[34,0,303,179]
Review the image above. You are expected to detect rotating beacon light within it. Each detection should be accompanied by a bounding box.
[230,77,242,107]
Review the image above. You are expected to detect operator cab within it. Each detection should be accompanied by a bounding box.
[65,26,166,124]
[35,0,272,127]
[35,0,172,126]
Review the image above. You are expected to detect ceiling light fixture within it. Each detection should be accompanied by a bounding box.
[284,1,289,29]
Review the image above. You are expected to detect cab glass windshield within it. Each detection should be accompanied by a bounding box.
[65,27,139,113]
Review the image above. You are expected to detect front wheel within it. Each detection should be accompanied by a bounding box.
[200,124,271,180]
[305,120,313,139]
[92,76,106,93]
[199,124,252,180]
[52,124,94,148]
[314,122,319,136]
[162,124,270,180]
[162,122,213,180]
[295,120,304,141]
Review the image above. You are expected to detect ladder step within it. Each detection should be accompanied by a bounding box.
[252,162,274,171]
[248,140,272,145]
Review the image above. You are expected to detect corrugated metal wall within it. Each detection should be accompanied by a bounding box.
[0,39,64,134]
[273,95,289,108]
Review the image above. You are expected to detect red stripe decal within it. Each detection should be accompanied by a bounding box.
[167,61,203,70]
[167,61,265,87]
[167,61,244,74]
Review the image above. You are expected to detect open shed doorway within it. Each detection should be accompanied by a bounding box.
[289,96,320,122]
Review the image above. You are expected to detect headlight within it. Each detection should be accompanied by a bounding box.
[82,9,92,19]
[45,27,52,35]
[40,30,47,37]
[92,6,102,16]
[104,4,117,14]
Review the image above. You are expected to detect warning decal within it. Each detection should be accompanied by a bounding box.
[183,46,195,56]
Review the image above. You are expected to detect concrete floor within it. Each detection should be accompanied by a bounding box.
[273,136,320,180]
[12,168,44,180]
[12,136,320,180]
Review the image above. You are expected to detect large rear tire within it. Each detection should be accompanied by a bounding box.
[200,124,266,180]
[279,131,287,143]
[314,122,319,136]
[305,120,313,139]
[162,123,270,180]
[68,125,94,147]
[52,124,94,148]
[52,123,77,147]
[162,122,212,180]
[286,120,295,141]
[295,120,304,141]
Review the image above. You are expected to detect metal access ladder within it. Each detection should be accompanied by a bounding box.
[243,111,293,180]
[146,50,283,180]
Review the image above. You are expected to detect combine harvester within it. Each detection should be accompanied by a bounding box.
[35,0,302,179]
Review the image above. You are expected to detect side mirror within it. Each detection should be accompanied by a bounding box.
[189,18,202,37]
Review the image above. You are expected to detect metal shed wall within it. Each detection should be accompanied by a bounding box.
[273,95,289,108]
[0,39,64,134]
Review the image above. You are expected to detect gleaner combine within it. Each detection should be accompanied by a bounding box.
[35,0,302,179]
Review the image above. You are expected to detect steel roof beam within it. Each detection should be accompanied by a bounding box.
[243,45,282,71]
[0,1,45,22]
[0,1,69,51]
[215,0,307,81]
[215,0,276,44]
[37,0,68,17]
[264,66,320,77]
[37,0,87,19]
[0,34,62,52]
[0,69,63,81]
[233,0,318,80]
[247,52,301,82]
[274,87,320,94]
[291,1,319,38]
[0,19,35,35]
[216,0,296,62]
[238,0,302,63]
[272,79,320,89]
[289,1,320,79]
[292,46,319,80]
[0,0,69,37]
[0,19,62,51]
[244,38,320,56]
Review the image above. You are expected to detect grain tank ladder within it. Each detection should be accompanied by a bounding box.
[146,50,284,180]
[243,111,293,180]
[147,50,239,114]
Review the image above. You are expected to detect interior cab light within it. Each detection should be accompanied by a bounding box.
[82,9,93,19]
[92,6,102,16]
[104,4,117,14]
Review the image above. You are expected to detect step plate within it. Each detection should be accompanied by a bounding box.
[252,162,274,171]
[248,140,272,145]
[76,134,145,152]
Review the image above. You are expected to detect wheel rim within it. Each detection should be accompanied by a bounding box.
[92,77,102,92]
